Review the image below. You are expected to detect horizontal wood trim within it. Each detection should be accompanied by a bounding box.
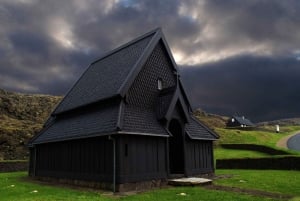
[117,131,169,137]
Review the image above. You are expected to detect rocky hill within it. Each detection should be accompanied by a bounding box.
[193,109,229,129]
[0,89,61,160]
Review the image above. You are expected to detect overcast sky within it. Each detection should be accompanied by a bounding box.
[1,0,300,121]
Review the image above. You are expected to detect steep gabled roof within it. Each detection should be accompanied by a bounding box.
[53,28,191,115]
[53,29,157,114]
[29,28,214,145]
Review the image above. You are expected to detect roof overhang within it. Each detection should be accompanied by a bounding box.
[186,131,218,141]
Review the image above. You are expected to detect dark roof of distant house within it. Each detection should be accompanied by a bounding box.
[232,116,255,126]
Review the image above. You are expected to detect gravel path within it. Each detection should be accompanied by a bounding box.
[287,133,300,151]
[276,131,300,149]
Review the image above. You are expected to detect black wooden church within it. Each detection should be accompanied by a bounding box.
[28,28,218,191]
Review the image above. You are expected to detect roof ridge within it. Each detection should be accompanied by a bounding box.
[91,28,161,65]
[118,29,162,96]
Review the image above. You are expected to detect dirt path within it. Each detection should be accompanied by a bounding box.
[276,131,300,149]
[204,184,293,200]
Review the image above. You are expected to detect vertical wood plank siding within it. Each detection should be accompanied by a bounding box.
[185,140,214,175]
[28,148,35,176]
[35,136,113,182]
[117,135,167,183]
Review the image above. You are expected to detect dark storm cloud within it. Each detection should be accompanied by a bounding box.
[9,31,50,56]
[203,0,300,45]
[171,0,300,64]
[1,0,300,120]
[180,55,300,122]
[0,0,195,94]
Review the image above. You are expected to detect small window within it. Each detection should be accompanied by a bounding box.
[157,78,162,90]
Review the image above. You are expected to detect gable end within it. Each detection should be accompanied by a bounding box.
[126,41,177,109]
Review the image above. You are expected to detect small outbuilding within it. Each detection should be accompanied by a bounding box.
[227,116,255,128]
[28,28,219,192]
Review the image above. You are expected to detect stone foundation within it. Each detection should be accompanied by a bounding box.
[31,173,215,192]
[117,179,168,192]
[32,176,167,192]
[33,176,113,190]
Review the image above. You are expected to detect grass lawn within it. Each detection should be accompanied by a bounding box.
[0,172,285,201]
[214,148,271,159]
[215,169,300,197]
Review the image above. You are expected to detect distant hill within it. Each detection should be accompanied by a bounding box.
[0,89,61,160]
[193,109,229,130]
[258,118,300,126]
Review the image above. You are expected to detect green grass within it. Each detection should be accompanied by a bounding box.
[0,172,110,201]
[215,169,300,196]
[215,126,300,147]
[214,148,271,159]
[0,172,282,201]
[214,126,300,159]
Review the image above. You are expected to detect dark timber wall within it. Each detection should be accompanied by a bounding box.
[185,140,214,175]
[117,135,167,183]
[32,136,113,182]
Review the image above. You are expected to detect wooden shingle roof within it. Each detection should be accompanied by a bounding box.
[186,116,219,140]
[30,28,218,145]
[53,31,156,115]
[33,101,119,144]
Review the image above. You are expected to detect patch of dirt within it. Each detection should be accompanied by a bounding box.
[204,184,293,200]
[212,174,234,180]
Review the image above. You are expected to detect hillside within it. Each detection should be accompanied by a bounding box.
[193,109,229,129]
[258,118,300,126]
[0,89,61,160]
